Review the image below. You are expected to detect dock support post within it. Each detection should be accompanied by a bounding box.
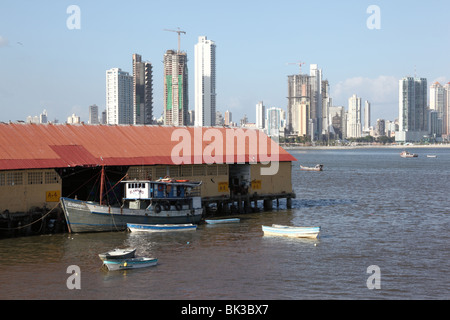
[287,197,292,209]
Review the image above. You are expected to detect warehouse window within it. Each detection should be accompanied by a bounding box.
[45,171,60,184]
[7,172,23,186]
[28,172,43,185]
[0,173,5,186]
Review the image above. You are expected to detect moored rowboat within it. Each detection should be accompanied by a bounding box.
[127,223,197,232]
[98,248,136,261]
[205,218,240,224]
[103,257,158,271]
[262,224,321,239]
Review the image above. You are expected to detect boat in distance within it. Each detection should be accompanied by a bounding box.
[98,248,136,261]
[400,150,418,158]
[60,169,203,233]
[205,218,240,224]
[127,223,197,232]
[262,224,321,239]
[427,154,437,158]
[102,257,158,271]
[300,164,324,171]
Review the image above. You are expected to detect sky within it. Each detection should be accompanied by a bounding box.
[0,0,449,124]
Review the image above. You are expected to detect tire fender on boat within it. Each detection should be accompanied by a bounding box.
[154,204,162,213]
[175,202,182,211]
[163,202,171,211]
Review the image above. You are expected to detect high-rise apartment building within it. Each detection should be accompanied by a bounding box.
[106,68,133,125]
[256,101,265,130]
[287,74,311,136]
[310,64,323,138]
[396,77,427,142]
[443,82,450,138]
[194,36,216,127]
[132,54,153,125]
[224,110,232,126]
[89,104,99,124]
[364,100,371,132]
[164,50,188,126]
[347,94,362,138]
[266,107,285,138]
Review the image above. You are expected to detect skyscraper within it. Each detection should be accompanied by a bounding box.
[310,64,323,138]
[396,77,427,142]
[164,50,188,126]
[347,94,362,138]
[287,74,311,136]
[364,100,371,132]
[106,68,133,125]
[194,36,216,127]
[443,82,450,138]
[132,53,153,125]
[89,104,99,124]
[224,110,232,126]
[256,101,265,130]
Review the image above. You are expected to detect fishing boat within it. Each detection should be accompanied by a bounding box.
[98,248,136,261]
[400,150,418,158]
[102,257,158,271]
[262,224,321,239]
[205,218,240,224]
[60,167,204,233]
[127,223,197,232]
[300,164,323,171]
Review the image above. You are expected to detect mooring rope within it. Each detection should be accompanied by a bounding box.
[0,202,61,230]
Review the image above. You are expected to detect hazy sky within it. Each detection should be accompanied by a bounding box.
[0,0,449,124]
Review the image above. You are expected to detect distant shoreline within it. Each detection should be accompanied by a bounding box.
[282,144,450,150]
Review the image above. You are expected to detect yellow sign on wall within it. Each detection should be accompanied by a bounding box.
[251,180,262,190]
[218,182,229,192]
[46,190,61,202]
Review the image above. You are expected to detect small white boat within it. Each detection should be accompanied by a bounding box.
[427,155,437,158]
[127,223,197,232]
[400,150,418,158]
[300,164,323,171]
[98,248,136,261]
[262,224,321,239]
[103,257,158,271]
[205,218,240,224]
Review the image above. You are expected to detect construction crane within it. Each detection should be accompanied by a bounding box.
[287,61,306,74]
[164,28,186,53]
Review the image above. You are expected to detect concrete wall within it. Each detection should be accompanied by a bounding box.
[0,169,62,213]
[250,162,293,194]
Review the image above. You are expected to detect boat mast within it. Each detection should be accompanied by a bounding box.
[99,165,105,205]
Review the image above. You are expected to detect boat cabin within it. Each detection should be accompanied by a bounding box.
[123,180,195,200]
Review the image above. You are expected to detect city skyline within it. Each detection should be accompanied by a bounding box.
[0,1,449,124]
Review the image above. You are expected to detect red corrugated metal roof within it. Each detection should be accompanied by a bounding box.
[0,123,297,170]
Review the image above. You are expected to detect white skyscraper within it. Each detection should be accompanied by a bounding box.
[106,68,133,125]
[364,100,371,132]
[194,36,216,127]
[347,94,362,138]
[256,101,265,130]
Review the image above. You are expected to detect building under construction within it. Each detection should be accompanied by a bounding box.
[0,123,296,237]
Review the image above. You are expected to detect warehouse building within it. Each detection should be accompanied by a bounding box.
[0,123,296,236]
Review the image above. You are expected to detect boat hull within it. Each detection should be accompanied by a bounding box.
[60,197,203,233]
[205,218,240,224]
[98,248,136,261]
[103,257,158,271]
[262,225,321,239]
[127,223,197,232]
